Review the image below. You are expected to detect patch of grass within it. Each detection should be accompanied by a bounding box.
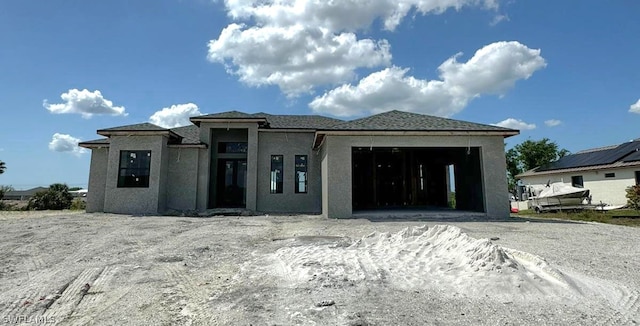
[515,209,640,227]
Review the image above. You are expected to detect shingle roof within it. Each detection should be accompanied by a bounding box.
[82,125,203,147]
[78,138,110,145]
[192,111,264,119]
[170,125,201,144]
[256,113,343,129]
[322,110,515,132]
[98,122,167,132]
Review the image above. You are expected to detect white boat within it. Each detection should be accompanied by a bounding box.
[527,182,590,207]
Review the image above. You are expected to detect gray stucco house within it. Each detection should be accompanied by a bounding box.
[79,110,518,218]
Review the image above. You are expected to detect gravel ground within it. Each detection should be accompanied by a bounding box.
[0,211,638,325]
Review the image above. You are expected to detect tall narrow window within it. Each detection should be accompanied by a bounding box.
[118,151,151,187]
[295,155,308,193]
[270,155,283,194]
[635,171,640,185]
[571,175,583,188]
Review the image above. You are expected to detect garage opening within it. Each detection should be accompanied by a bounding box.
[352,147,484,212]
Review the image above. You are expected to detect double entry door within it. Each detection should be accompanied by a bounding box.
[216,159,247,208]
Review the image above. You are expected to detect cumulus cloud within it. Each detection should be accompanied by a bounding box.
[310,41,546,117]
[224,0,498,31]
[630,99,640,114]
[544,119,562,127]
[209,0,499,96]
[208,25,391,96]
[149,103,202,128]
[43,89,127,119]
[492,118,536,130]
[48,133,88,156]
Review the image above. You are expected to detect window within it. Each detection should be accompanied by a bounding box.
[604,172,616,178]
[295,155,308,193]
[118,151,151,187]
[571,175,583,188]
[635,171,640,185]
[270,155,283,194]
[218,142,248,153]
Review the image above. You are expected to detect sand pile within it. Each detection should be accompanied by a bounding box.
[269,225,581,300]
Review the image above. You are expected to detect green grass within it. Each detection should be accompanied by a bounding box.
[515,209,640,227]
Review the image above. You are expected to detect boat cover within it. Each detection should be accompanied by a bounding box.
[537,182,588,199]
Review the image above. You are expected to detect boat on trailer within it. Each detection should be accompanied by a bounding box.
[527,182,591,212]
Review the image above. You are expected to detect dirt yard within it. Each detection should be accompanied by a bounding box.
[0,211,638,325]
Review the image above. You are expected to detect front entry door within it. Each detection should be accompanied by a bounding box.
[216,159,247,208]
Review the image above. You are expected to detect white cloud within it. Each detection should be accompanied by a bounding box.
[48,133,88,156]
[224,0,498,31]
[544,119,562,127]
[209,0,499,96]
[630,99,640,114]
[208,24,391,96]
[310,41,546,117]
[43,89,127,119]
[149,103,202,128]
[490,14,509,26]
[492,118,536,130]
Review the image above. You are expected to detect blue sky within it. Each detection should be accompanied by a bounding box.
[1,0,639,189]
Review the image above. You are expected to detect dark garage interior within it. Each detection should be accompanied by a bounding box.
[352,147,484,212]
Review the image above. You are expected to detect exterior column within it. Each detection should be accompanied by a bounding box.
[246,125,258,211]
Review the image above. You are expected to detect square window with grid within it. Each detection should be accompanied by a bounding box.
[118,150,151,188]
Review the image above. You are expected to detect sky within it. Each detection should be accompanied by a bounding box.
[1,0,639,189]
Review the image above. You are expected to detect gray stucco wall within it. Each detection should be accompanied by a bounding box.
[103,135,168,215]
[166,147,199,211]
[86,148,108,212]
[321,135,509,219]
[256,132,321,213]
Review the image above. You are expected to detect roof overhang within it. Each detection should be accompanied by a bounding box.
[189,117,268,127]
[96,129,181,138]
[167,144,208,149]
[78,142,110,149]
[258,128,316,133]
[517,161,640,178]
[312,129,519,149]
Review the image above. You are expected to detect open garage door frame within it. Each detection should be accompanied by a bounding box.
[352,147,484,212]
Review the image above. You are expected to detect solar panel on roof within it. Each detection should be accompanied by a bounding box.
[622,148,640,162]
[537,140,640,171]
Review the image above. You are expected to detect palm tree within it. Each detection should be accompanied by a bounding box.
[0,160,5,175]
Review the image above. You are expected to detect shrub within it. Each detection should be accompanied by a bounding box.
[448,192,456,209]
[70,198,87,210]
[28,183,73,210]
[626,185,640,213]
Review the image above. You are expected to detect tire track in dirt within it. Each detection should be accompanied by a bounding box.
[65,265,128,325]
[0,289,42,318]
[600,288,640,325]
[41,267,103,323]
[161,263,215,325]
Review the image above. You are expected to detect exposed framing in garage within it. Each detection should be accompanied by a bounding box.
[352,146,484,212]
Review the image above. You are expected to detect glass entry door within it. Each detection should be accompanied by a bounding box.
[216,159,247,208]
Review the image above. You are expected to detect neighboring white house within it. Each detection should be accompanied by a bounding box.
[517,139,640,206]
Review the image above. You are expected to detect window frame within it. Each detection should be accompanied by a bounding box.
[604,172,616,178]
[635,171,640,185]
[217,142,248,154]
[294,155,308,194]
[118,150,152,188]
[270,155,284,194]
[571,175,584,188]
